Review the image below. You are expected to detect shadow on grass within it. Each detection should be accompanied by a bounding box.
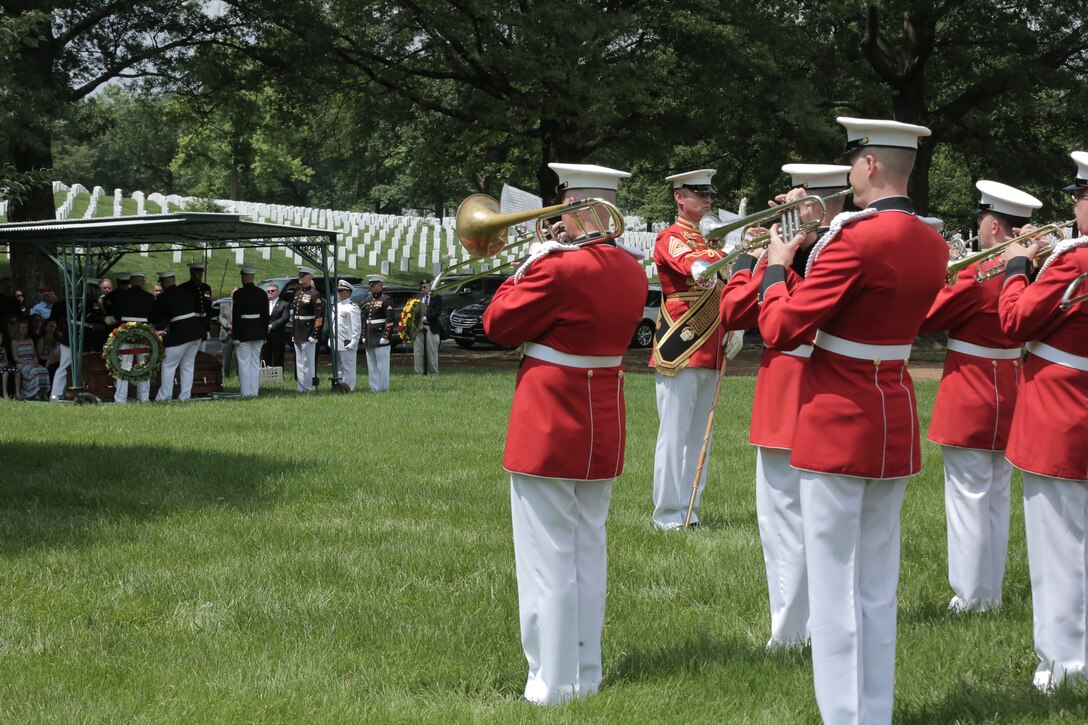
[896,677,1088,723]
[0,442,280,553]
[608,633,802,685]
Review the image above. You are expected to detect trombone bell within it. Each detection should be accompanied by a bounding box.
[455,194,509,258]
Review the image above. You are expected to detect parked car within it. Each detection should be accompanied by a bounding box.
[434,273,510,343]
[631,284,662,348]
[447,281,661,349]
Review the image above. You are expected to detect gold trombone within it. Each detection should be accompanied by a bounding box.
[691,189,851,284]
[432,193,625,293]
[945,220,1075,285]
[1060,272,1088,311]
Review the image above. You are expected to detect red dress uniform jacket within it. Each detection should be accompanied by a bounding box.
[651,218,726,371]
[999,241,1088,481]
[920,264,1021,450]
[758,199,949,479]
[722,255,809,449]
[483,242,648,480]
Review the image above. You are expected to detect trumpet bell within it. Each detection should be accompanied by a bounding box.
[455,194,509,258]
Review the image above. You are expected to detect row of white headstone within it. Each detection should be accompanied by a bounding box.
[21,184,663,280]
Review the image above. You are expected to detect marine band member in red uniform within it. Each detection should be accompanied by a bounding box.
[998,150,1088,692]
[482,163,648,706]
[651,168,731,529]
[720,163,850,648]
[921,181,1040,613]
[759,118,948,725]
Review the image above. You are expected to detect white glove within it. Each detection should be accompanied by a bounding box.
[725,330,744,360]
[308,335,319,343]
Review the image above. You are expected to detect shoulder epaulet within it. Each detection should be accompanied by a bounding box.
[805,208,879,277]
[513,240,580,283]
[1036,235,1088,279]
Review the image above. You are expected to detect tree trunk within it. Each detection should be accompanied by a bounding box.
[7,25,62,292]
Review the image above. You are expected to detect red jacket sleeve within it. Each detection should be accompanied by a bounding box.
[720,267,759,331]
[654,232,723,277]
[998,254,1077,343]
[758,238,863,350]
[482,261,561,346]
[919,267,979,334]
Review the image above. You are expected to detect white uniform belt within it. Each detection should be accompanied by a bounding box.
[523,342,622,369]
[239,314,260,319]
[947,338,1022,360]
[120,316,147,322]
[814,331,911,361]
[296,315,316,320]
[764,343,814,358]
[368,318,387,324]
[1026,341,1088,372]
[170,312,197,323]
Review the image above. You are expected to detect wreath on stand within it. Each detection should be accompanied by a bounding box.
[102,321,166,382]
[398,298,422,346]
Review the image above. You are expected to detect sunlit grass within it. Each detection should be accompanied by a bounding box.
[0,371,1085,722]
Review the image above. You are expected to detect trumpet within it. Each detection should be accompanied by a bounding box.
[1060,272,1088,311]
[432,193,625,293]
[692,189,850,284]
[945,221,1075,286]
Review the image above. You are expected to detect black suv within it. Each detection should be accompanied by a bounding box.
[441,274,510,348]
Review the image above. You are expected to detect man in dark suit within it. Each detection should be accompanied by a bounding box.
[232,266,269,397]
[263,283,289,367]
[154,270,205,401]
[413,279,443,375]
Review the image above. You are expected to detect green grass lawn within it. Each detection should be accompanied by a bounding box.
[1,371,1086,722]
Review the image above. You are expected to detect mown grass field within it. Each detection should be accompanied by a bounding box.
[1,368,1086,722]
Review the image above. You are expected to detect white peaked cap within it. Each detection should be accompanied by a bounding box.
[665,169,717,193]
[919,216,944,232]
[976,180,1042,219]
[337,279,354,291]
[239,265,258,274]
[128,271,147,279]
[297,266,316,277]
[835,117,931,161]
[188,261,206,270]
[781,163,851,190]
[158,270,176,279]
[549,163,631,191]
[1065,151,1088,191]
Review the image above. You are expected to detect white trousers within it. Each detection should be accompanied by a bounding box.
[156,339,200,401]
[652,367,718,528]
[942,446,1012,612]
[114,342,150,403]
[413,328,440,374]
[366,345,390,392]
[235,340,263,397]
[1023,471,1088,692]
[801,472,907,725]
[294,340,317,392]
[338,348,357,391]
[510,473,612,706]
[756,446,809,647]
[50,344,71,400]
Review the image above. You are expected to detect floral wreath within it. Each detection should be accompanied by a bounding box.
[398,297,422,346]
[102,322,166,382]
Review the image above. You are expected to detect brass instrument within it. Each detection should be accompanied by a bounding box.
[432,193,626,293]
[945,221,1075,286]
[943,234,978,284]
[1060,272,1088,311]
[692,189,851,284]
